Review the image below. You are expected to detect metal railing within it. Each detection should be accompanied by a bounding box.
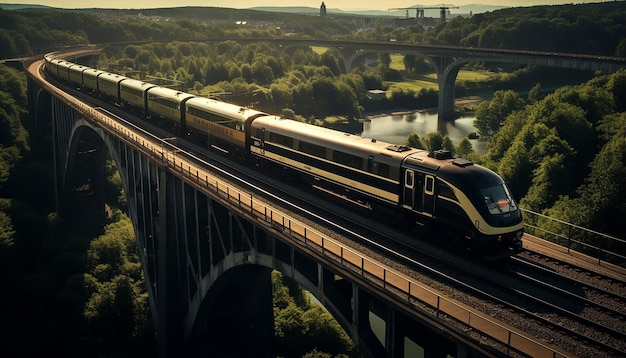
[86,103,568,358]
[521,208,626,268]
[35,64,574,357]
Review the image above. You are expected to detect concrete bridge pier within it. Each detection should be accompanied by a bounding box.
[433,56,470,121]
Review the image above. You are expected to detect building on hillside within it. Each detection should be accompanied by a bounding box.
[320,2,327,17]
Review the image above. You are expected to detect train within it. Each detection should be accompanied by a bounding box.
[43,53,524,260]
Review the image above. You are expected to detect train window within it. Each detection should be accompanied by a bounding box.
[122,87,143,97]
[437,182,457,201]
[481,184,517,214]
[425,175,435,195]
[299,141,326,158]
[405,170,414,188]
[333,151,363,170]
[378,163,389,177]
[188,108,241,130]
[269,132,293,148]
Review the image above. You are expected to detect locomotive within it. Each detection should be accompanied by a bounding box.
[43,53,524,259]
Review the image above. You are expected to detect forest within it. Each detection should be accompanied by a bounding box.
[1,2,625,357]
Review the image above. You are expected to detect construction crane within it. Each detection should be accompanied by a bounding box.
[388,5,459,25]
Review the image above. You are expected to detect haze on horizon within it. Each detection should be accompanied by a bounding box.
[0,0,609,11]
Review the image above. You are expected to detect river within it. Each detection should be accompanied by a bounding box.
[359,110,488,155]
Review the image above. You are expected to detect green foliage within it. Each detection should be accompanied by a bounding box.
[0,66,29,187]
[483,70,626,240]
[0,206,15,250]
[272,271,358,357]
[455,138,475,159]
[547,113,626,237]
[428,2,626,56]
[83,212,152,355]
[406,133,425,149]
[473,89,524,138]
[0,64,154,354]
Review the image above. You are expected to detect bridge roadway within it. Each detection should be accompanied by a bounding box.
[25,52,580,357]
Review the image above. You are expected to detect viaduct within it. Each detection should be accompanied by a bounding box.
[21,39,626,357]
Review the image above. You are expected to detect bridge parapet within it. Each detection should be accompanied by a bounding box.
[26,47,616,357]
[88,97,570,358]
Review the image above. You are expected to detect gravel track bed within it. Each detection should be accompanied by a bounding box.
[175,140,624,358]
[285,188,624,357]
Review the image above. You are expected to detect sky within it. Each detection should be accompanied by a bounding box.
[0,0,609,11]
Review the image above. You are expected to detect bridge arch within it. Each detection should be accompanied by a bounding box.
[56,117,108,219]
[28,69,574,357]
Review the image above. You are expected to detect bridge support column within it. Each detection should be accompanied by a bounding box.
[433,56,461,121]
[157,169,184,358]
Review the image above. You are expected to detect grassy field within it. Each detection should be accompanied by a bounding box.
[388,54,495,92]
[313,48,495,79]
[311,48,497,99]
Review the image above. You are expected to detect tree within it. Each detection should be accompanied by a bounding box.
[83,213,150,354]
[474,89,524,137]
[251,60,275,86]
[455,138,474,158]
[528,83,544,102]
[271,270,358,357]
[406,133,425,149]
[0,208,14,250]
[377,52,391,70]
[607,70,626,112]
[423,132,444,151]
[521,153,570,211]
[442,135,455,155]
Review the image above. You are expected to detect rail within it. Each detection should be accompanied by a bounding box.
[521,208,626,268]
[83,103,567,358]
[34,57,570,357]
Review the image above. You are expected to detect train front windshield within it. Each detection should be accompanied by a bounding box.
[481,184,518,214]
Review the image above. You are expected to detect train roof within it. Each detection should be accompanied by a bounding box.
[185,97,268,121]
[406,150,505,192]
[98,72,128,84]
[251,115,422,163]
[83,68,105,76]
[120,78,157,92]
[68,64,87,72]
[146,86,195,103]
[54,60,73,70]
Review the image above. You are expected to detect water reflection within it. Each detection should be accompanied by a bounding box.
[360,110,487,155]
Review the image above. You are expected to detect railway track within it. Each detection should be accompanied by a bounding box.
[40,63,625,357]
[217,153,626,357]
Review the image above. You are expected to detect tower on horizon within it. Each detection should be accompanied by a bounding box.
[320,2,326,17]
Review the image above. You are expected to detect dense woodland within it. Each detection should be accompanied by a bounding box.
[0,2,625,357]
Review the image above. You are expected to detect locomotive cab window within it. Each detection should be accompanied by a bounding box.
[425,175,435,195]
[405,170,414,188]
[481,184,517,214]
